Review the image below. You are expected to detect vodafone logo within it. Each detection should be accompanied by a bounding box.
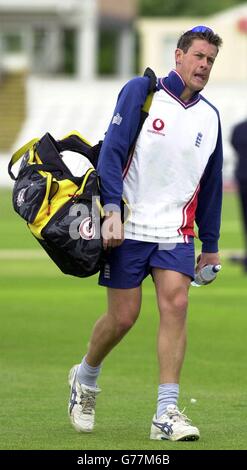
[153,118,165,131]
[148,118,166,136]
[79,217,95,240]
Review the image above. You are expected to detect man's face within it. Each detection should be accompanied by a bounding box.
[175,39,218,93]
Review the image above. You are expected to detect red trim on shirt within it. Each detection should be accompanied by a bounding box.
[123,147,135,179]
[178,184,200,237]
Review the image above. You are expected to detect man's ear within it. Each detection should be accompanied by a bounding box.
[175,48,183,65]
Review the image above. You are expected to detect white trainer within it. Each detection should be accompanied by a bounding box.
[68,364,101,433]
[150,404,200,441]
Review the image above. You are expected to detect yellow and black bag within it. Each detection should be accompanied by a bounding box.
[8,68,157,278]
[8,131,103,277]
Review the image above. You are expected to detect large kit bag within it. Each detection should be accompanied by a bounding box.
[8,131,103,277]
[8,68,157,278]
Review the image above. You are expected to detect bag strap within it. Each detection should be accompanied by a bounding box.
[128,67,157,156]
[8,138,39,180]
[144,67,157,94]
[142,66,157,114]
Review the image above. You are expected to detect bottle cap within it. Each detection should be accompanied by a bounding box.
[213,264,222,272]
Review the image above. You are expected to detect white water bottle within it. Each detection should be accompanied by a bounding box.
[191,264,222,287]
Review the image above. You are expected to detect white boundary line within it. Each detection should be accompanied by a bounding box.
[0,250,46,259]
[0,248,244,260]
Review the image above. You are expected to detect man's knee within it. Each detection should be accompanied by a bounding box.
[159,290,188,317]
[108,288,141,335]
[111,304,140,335]
[173,291,188,314]
[116,315,137,335]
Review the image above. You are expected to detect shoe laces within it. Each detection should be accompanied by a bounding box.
[167,407,191,425]
[79,389,96,415]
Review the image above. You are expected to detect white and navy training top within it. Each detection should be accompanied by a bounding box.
[97,70,223,252]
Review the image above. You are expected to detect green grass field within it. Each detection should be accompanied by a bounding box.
[0,189,247,450]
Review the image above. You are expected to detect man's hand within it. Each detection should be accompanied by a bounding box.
[101,211,124,250]
[196,252,220,273]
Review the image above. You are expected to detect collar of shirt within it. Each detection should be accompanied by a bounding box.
[159,70,200,105]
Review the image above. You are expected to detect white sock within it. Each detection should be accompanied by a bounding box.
[77,356,102,388]
[157,383,179,418]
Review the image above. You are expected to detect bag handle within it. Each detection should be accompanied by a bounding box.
[60,130,92,147]
[8,138,39,180]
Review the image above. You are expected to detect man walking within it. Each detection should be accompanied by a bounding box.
[68,25,223,441]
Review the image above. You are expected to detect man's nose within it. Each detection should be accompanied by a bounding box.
[200,57,208,68]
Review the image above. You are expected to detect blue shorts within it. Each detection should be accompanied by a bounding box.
[99,239,195,289]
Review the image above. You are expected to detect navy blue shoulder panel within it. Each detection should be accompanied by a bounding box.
[200,95,220,119]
